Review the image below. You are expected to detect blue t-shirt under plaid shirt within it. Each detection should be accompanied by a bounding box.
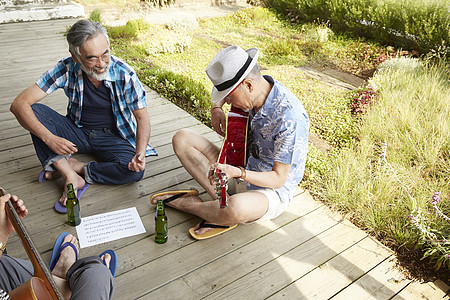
[246,75,309,204]
[35,55,157,157]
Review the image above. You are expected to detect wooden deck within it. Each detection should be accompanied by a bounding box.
[0,18,448,299]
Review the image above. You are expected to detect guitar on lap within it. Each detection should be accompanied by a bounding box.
[1,187,64,300]
[213,106,249,208]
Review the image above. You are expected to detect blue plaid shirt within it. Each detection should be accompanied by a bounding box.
[35,55,157,156]
[246,76,309,204]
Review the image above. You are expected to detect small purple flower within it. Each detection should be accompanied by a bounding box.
[431,192,441,205]
[380,142,387,160]
[409,214,419,224]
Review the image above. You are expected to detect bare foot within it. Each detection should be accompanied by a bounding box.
[54,157,87,207]
[68,157,86,175]
[58,176,86,207]
[51,234,78,279]
[193,221,215,235]
[150,194,173,205]
[150,194,200,210]
[44,171,61,181]
[101,253,111,269]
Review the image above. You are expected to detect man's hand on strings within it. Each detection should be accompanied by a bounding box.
[209,163,241,185]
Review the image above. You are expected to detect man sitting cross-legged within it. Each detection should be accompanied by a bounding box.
[151,45,309,240]
[10,19,157,213]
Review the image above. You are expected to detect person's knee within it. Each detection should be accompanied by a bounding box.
[31,103,47,114]
[172,129,192,155]
[127,169,144,182]
[31,103,53,121]
[215,204,241,225]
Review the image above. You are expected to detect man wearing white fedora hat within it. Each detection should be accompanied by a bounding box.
[151,45,309,240]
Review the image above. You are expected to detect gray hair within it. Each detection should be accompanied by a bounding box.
[67,20,109,57]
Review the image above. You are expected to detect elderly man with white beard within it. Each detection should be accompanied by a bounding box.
[10,20,157,213]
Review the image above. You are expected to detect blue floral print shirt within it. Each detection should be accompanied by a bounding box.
[246,75,309,204]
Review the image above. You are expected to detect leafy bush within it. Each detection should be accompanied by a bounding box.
[266,0,449,57]
[165,13,199,31]
[349,87,379,116]
[89,8,102,23]
[107,20,148,39]
[376,56,422,73]
[138,30,193,56]
[139,67,211,122]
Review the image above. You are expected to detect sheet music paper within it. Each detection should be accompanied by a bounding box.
[76,207,146,248]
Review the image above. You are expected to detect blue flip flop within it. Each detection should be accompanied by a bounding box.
[54,183,90,214]
[99,249,117,277]
[38,170,47,183]
[49,232,78,271]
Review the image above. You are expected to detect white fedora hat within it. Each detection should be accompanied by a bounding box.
[205,45,259,103]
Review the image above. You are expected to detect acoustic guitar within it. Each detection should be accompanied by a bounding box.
[214,106,249,208]
[0,187,64,300]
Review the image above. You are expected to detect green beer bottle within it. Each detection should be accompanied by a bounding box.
[155,199,168,243]
[66,183,81,226]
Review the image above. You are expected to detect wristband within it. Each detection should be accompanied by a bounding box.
[239,166,246,181]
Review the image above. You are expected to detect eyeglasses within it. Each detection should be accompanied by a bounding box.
[83,51,111,65]
[224,81,242,102]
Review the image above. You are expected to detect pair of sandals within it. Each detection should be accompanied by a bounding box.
[49,232,117,277]
[38,170,90,214]
[150,189,237,240]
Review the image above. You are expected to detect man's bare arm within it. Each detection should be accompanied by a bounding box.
[128,107,150,172]
[10,84,78,156]
[212,161,291,190]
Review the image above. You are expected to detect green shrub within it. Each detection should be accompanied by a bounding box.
[165,13,199,31]
[89,8,102,23]
[107,19,151,39]
[137,30,193,56]
[139,67,211,123]
[266,0,450,57]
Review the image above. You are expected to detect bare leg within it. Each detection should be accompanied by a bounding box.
[42,157,84,181]
[172,129,220,199]
[51,234,78,300]
[68,157,86,175]
[166,129,270,235]
[53,158,86,206]
[154,190,269,234]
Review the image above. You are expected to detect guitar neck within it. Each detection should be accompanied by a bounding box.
[1,188,64,300]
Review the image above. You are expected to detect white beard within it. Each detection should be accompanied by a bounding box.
[80,61,110,81]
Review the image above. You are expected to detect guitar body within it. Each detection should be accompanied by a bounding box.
[0,188,64,300]
[215,106,249,208]
[9,277,53,300]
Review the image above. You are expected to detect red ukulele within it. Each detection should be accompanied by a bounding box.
[214,106,249,208]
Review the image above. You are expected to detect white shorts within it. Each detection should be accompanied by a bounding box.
[228,179,288,222]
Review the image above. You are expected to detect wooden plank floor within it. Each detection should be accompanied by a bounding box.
[0,18,448,299]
